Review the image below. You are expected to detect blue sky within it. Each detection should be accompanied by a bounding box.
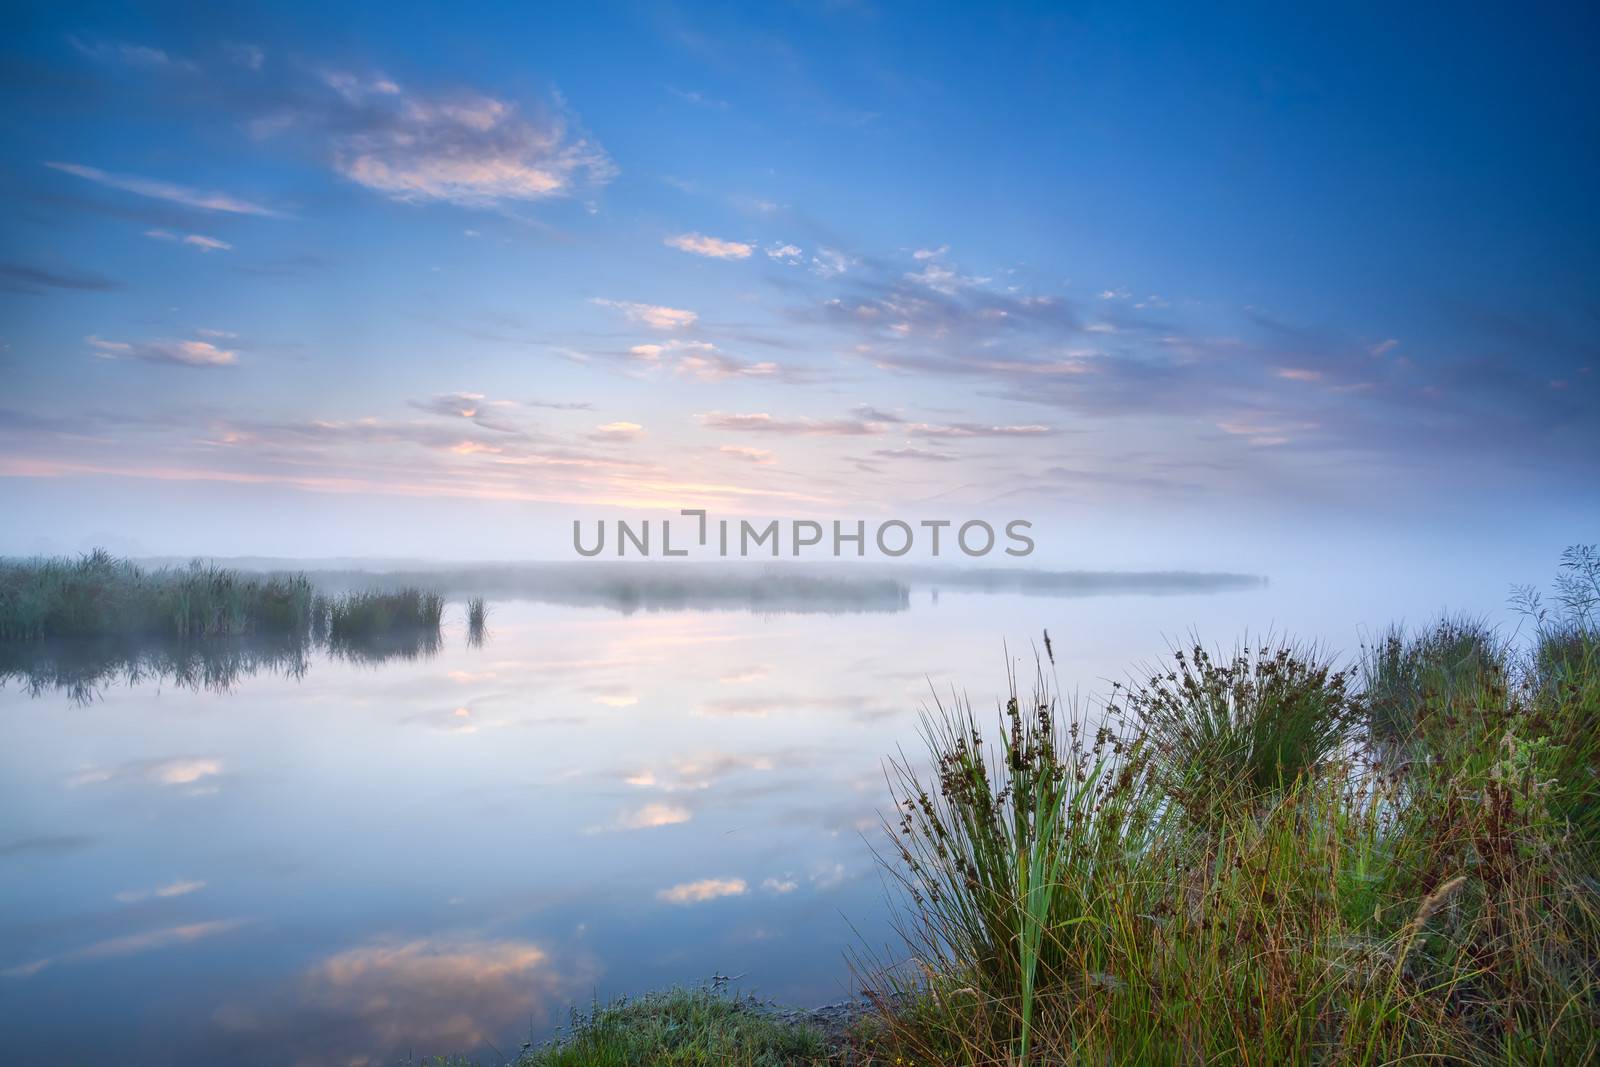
[1,1,1596,562]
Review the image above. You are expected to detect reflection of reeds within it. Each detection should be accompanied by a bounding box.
[0,633,311,704]
[325,626,442,665]
[0,610,451,701]
[467,596,488,647]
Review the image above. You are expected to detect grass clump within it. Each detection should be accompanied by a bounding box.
[1362,615,1504,746]
[1120,636,1357,826]
[867,659,1151,1063]
[858,548,1600,1065]
[323,587,445,664]
[467,596,489,647]
[325,588,444,640]
[519,986,829,1067]
[0,549,313,641]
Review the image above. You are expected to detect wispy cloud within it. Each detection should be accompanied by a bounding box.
[629,339,710,363]
[589,421,645,442]
[114,879,207,904]
[0,392,845,512]
[256,72,615,208]
[698,411,880,435]
[88,334,238,367]
[622,752,777,792]
[145,229,232,252]
[666,232,752,259]
[607,803,692,831]
[698,410,1054,437]
[766,243,804,264]
[45,162,284,217]
[218,936,594,1056]
[1216,418,1316,447]
[67,36,194,71]
[621,339,804,382]
[656,877,746,904]
[527,398,594,410]
[589,685,639,708]
[592,298,698,329]
[811,246,854,278]
[408,392,524,433]
[675,351,782,382]
[782,246,1472,479]
[66,756,224,791]
[903,247,989,294]
[874,445,956,462]
[226,43,265,71]
[910,421,1054,438]
[0,263,119,293]
[693,692,898,720]
[666,86,730,109]
[4,919,246,979]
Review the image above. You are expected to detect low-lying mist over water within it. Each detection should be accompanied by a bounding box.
[146,558,1269,611]
[1,560,1265,701]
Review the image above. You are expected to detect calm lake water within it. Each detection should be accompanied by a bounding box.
[0,564,1517,1066]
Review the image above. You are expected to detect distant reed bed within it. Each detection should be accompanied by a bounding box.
[0,549,314,641]
[0,553,452,682]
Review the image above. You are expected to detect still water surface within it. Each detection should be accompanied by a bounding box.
[0,566,1508,1065]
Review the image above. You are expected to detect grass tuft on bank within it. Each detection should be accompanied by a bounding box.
[855,546,1600,1065]
[518,987,830,1066]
